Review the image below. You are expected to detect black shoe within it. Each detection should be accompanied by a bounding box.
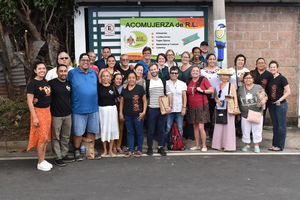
[146,148,153,156]
[167,145,172,150]
[158,147,167,156]
[62,155,75,163]
[54,159,67,167]
[74,149,83,161]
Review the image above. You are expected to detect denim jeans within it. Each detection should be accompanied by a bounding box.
[124,115,144,152]
[268,101,288,149]
[147,108,167,148]
[165,112,184,146]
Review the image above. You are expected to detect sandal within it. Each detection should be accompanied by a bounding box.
[117,148,123,153]
[124,152,132,158]
[134,151,142,158]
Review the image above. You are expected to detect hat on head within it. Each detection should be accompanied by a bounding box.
[217,68,233,76]
[200,41,208,46]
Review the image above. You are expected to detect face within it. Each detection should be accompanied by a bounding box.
[58,52,71,66]
[236,56,245,68]
[207,55,216,67]
[143,50,151,60]
[34,64,47,78]
[79,55,90,70]
[170,70,179,81]
[107,57,116,68]
[127,73,137,86]
[120,55,129,66]
[220,74,230,82]
[200,45,208,54]
[191,67,200,78]
[181,53,190,64]
[149,65,158,78]
[57,66,68,80]
[102,48,111,59]
[88,52,97,64]
[134,66,144,77]
[193,48,201,59]
[101,71,111,84]
[166,51,175,62]
[114,75,123,87]
[256,59,266,71]
[269,63,278,75]
[157,55,166,66]
[243,75,254,85]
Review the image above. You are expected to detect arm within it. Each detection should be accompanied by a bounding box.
[181,90,187,115]
[138,95,147,120]
[231,84,239,113]
[275,84,291,105]
[119,97,124,121]
[214,89,222,107]
[27,94,39,126]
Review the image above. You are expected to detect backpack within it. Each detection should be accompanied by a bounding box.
[171,123,185,151]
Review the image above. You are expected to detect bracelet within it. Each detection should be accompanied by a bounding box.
[203,90,205,94]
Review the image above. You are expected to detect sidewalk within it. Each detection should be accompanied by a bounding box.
[1,127,299,159]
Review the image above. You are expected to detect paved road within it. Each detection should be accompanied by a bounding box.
[1,155,300,200]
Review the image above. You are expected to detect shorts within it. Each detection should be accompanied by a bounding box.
[72,112,100,136]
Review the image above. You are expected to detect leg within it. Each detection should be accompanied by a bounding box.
[134,116,144,153]
[60,115,72,158]
[109,141,115,156]
[102,141,108,155]
[268,104,279,148]
[51,116,63,159]
[37,142,46,163]
[147,108,158,148]
[157,113,167,147]
[241,117,251,145]
[175,113,184,137]
[193,123,200,148]
[125,115,135,153]
[165,113,175,146]
[276,102,288,150]
[198,123,207,148]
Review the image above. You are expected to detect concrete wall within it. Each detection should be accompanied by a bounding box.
[208,5,300,124]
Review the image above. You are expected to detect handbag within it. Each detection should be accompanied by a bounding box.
[82,137,95,159]
[225,83,241,115]
[215,109,227,124]
[243,86,262,124]
[159,96,169,115]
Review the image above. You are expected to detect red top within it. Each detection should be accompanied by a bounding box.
[187,77,211,108]
[89,65,99,74]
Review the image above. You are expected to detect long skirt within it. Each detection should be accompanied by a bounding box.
[99,105,119,142]
[27,107,51,151]
[212,113,236,151]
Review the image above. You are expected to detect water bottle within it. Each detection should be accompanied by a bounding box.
[80,143,86,154]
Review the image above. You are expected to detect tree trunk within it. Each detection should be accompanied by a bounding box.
[47,34,60,66]
[0,22,15,99]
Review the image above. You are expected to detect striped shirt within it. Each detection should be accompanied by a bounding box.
[149,79,164,108]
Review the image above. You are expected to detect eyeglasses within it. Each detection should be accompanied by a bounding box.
[59,57,69,60]
[182,56,190,59]
[244,77,253,80]
[80,59,90,62]
[218,90,222,98]
[167,54,174,56]
[121,59,129,61]
[170,72,178,75]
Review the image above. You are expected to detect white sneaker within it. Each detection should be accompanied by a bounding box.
[43,160,53,169]
[201,147,208,152]
[37,161,51,171]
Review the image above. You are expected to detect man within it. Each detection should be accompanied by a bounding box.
[46,51,73,81]
[200,41,209,65]
[48,64,74,166]
[67,53,100,161]
[165,66,187,149]
[146,63,171,156]
[117,54,133,81]
[94,47,120,70]
[88,52,99,74]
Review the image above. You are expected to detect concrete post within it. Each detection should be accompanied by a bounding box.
[297,10,300,128]
[213,0,228,68]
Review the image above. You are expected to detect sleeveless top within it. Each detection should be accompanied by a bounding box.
[215,82,231,110]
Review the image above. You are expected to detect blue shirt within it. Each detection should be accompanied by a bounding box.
[67,67,98,114]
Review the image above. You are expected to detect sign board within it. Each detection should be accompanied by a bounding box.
[104,23,115,36]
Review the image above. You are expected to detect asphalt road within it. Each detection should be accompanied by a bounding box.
[1,155,300,200]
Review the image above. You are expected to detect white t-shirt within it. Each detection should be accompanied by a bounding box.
[45,66,74,81]
[166,79,187,112]
[201,68,220,89]
[229,67,250,87]
[149,79,164,108]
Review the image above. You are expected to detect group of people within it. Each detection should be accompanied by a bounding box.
[26,42,290,172]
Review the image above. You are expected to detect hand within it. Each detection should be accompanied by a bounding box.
[274,100,281,106]
[233,107,239,114]
[33,117,39,127]
[196,87,203,93]
[165,107,172,113]
[181,108,186,116]
[138,112,145,121]
[119,113,124,121]
[215,98,222,107]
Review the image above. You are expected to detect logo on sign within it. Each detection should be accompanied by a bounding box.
[104,24,115,36]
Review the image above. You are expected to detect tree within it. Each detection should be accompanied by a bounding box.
[0,0,77,98]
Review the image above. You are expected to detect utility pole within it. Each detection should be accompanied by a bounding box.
[213,0,228,68]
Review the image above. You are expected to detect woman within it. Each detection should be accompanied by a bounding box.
[186,66,214,151]
[179,51,192,82]
[212,69,239,151]
[238,72,267,153]
[120,72,147,158]
[266,61,290,151]
[27,61,52,171]
[134,64,146,89]
[190,47,203,68]
[98,70,119,157]
[229,54,250,88]
[156,53,169,81]
[201,53,220,139]
[99,55,120,78]
[165,49,178,69]
[112,73,125,153]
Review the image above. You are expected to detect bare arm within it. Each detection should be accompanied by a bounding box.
[231,84,239,113]
[181,90,187,115]
[119,97,124,121]
[276,84,291,105]
[27,94,39,126]
[138,95,147,120]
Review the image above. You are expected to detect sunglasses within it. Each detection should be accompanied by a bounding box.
[59,57,69,60]
[81,59,90,62]
[170,72,178,75]
[218,90,222,98]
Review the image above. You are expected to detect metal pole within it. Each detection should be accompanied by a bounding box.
[213,0,228,68]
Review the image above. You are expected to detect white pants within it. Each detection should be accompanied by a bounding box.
[241,117,263,144]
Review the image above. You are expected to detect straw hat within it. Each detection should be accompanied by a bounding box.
[217,68,233,76]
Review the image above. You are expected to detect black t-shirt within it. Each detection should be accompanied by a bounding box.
[121,84,145,116]
[251,69,273,89]
[48,78,72,117]
[266,74,288,103]
[26,79,51,108]
[98,84,118,106]
[116,65,133,81]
